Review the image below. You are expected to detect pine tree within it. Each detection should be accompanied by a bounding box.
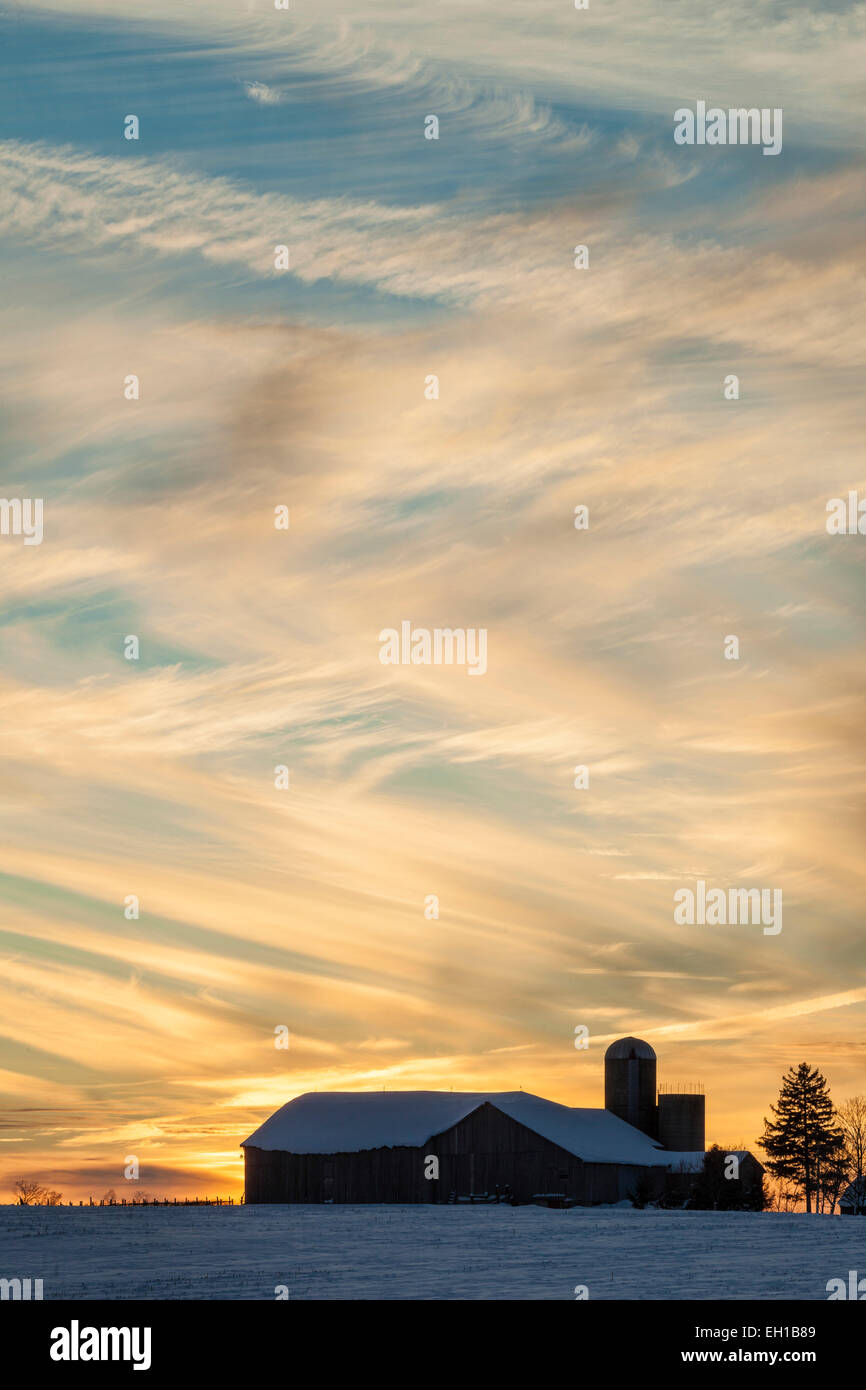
[758,1063,844,1213]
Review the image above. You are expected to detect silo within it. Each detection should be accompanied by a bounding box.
[604,1037,657,1138]
[658,1091,705,1152]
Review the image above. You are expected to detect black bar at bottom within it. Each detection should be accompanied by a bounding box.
[6,1298,859,1376]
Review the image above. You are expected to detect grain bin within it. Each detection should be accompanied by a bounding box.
[603,1037,658,1138]
[657,1089,705,1152]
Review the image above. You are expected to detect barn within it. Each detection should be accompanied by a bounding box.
[241,1036,764,1205]
[244,1088,696,1205]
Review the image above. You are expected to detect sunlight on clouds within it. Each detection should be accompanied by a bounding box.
[0,0,864,1198]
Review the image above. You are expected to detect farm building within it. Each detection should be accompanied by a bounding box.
[660,1149,767,1207]
[241,1035,764,1205]
[243,1089,681,1205]
[839,1177,866,1214]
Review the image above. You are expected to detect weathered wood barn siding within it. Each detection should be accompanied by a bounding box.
[430,1104,661,1204]
[244,1101,664,1204]
[430,1101,581,1202]
[244,1142,425,1204]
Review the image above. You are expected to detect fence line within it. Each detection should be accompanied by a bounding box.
[74,1196,244,1207]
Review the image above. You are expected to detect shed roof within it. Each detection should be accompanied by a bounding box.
[242,1090,677,1165]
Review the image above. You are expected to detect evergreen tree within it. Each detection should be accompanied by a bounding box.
[758,1063,844,1213]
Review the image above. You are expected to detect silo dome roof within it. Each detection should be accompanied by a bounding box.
[604,1036,656,1060]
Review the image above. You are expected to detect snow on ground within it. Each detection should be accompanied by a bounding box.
[1,1204,863,1300]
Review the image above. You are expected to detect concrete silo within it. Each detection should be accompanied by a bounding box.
[604,1037,657,1138]
[657,1087,705,1152]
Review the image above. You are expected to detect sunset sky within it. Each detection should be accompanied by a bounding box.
[1,0,864,1200]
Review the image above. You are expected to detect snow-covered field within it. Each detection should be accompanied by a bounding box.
[2,1204,863,1300]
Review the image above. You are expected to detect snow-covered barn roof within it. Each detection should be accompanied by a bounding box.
[242,1090,680,1165]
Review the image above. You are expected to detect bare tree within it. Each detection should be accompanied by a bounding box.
[767,1177,799,1212]
[14,1178,47,1206]
[839,1096,866,1212]
[817,1147,849,1214]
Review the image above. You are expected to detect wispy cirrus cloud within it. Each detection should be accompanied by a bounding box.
[2,139,865,371]
[14,0,866,147]
[1,0,865,1199]
[243,80,281,106]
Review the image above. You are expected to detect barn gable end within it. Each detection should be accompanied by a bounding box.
[427,1101,648,1205]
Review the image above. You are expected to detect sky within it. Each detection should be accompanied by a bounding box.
[1,0,865,1201]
